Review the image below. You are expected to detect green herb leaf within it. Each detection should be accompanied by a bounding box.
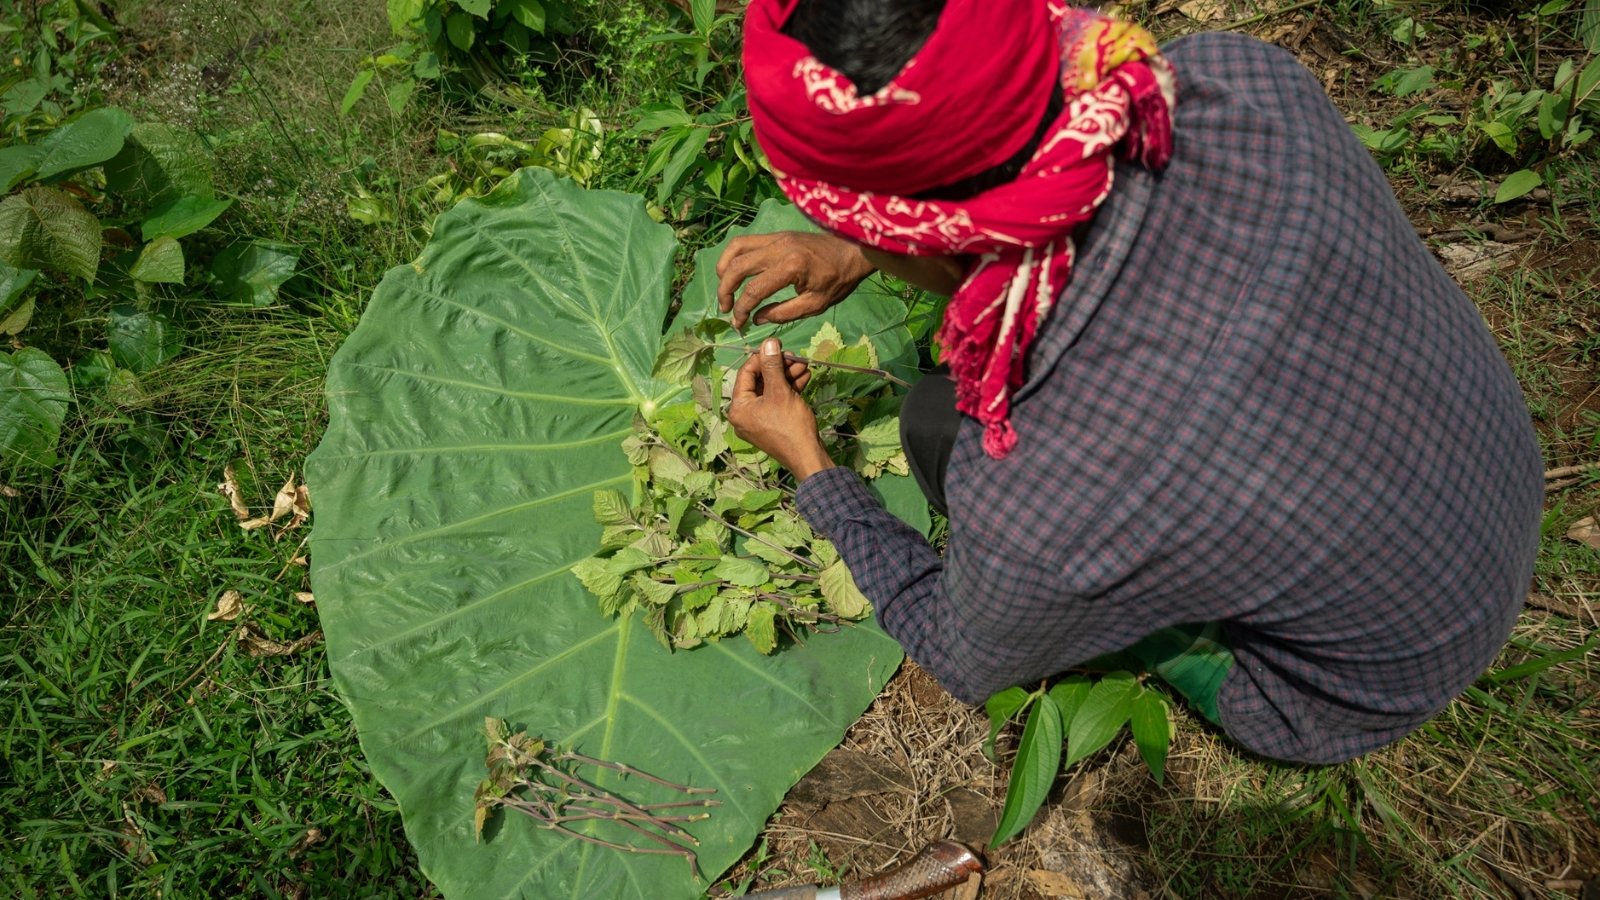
[446,12,475,50]
[0,346,70,468]
[107,305,181,373]
[983,686,1032,759]
[1494,169,1542,204]
[1128,689,1171,784]
[714,554,768,588]
[129,235,184,284]
[653,328,708,384]
[141,195,233,241]
[745,601,778,654]
[211,241,299,307]
[504,0,544,32]
[1064,673,1140,770]
[105,122,214,209]
[592,489,635,527]
[1048,675,1093,723]
[342,69,375,115]
[33,107,134,181]
[818,558,871,619]
[0,186,101,282]
[990,694,1063,847]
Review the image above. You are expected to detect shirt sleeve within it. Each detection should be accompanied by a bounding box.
[795,466,1011,704]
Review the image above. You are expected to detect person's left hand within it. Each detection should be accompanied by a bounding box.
[726,338,835,482]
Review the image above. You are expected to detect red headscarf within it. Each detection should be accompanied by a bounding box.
[745,0,1176,458]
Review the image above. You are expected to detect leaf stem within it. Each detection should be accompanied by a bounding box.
[707,342,911,388]
[694,501,821,570]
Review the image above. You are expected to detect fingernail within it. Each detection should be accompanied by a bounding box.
[762,338,780,356]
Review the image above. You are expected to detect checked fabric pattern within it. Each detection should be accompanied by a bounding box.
[796,33,1543,764]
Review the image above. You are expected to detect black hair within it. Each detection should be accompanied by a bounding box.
[780,0,1064,201]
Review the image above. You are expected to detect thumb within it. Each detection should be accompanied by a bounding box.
[758,338,791,393]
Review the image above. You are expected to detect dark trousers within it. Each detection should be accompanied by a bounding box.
[899,368,959,517]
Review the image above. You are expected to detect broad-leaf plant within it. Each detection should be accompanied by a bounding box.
[306,168,930,898]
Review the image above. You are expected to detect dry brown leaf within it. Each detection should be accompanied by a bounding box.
[129,782,167,805]
[269,476,298,524]
[1026,869,1089,898]
[219,465,251,521]
[119,812,154,866]
[206,590,245,622]
[288,827,325,859]
[0,484,20,498]
[294,591,315,605]
[291,483,311,527]
[1568,516,1600,550]
[237,623,323,657]
[1178,0,1226,20]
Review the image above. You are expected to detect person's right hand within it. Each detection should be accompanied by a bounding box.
[715,231,877,331]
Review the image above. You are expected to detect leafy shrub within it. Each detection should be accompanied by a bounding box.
[0,0,117,140]
[0,108,298,470]
[343,0,579,114]
[985,673,1173,846]
[626,0,777,219]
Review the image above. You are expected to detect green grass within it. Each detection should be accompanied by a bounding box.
[3,0,1598,896]
[2,310,437,897]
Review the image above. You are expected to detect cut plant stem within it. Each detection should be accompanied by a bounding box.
[559,751,721,794]
[708,342,912,388]
[695,501,822,570]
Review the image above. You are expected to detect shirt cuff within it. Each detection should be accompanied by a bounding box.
[795,466,881,536]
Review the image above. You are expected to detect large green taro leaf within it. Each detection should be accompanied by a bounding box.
[306,169,903,899]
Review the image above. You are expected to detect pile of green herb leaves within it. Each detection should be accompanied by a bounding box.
[572,320,910,654]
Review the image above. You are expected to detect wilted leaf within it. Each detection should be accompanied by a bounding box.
[268,476,299,525]
[207,589,245,621]
[219,464,251,521]
[1568,516,1600,549]
[0,186,102,281]
[292,484,311,527]
[1178,0,1226,20]
[236,623,322,657]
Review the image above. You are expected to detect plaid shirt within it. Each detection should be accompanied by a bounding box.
[796,33,1543,764]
